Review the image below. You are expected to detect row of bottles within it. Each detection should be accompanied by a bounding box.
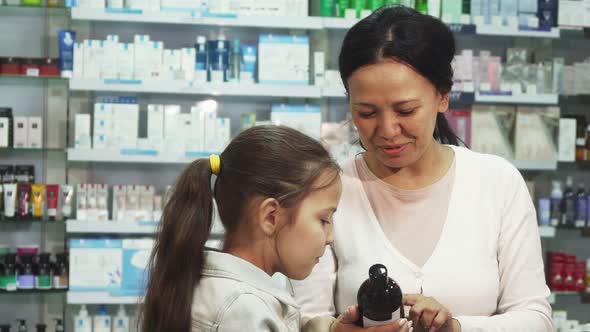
[539,177,590,228]
[0,252,68,291]
[74,305,129,332]
[0,319,63,332]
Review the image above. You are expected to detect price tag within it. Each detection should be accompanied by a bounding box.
[26,68,40,77]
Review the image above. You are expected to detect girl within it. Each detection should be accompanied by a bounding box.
[140,126,407,332]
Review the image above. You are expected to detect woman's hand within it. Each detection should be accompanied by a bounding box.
[330,305,411,332]
[403,294,460,332]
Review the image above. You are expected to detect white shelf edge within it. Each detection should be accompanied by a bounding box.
[475,93,558,105]
[476,25,560,38]
[71,8,324,29]
[67,148,212,164]
[511,160,558,171]
[67,291,142,305]
[69,79,322,98]
[66,220,158,234]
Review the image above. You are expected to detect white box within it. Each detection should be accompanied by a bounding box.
[177,113,192,149]
[470,105,515,160]
[147,104,165,145]
[125,185,140,221]
[133,35,151,80]
[258,35,309,85]
[118,43,135,80]
[83,40,100,79]
[163,49,182,80]
[204,110,218,153]
[112,185,126,222]
[113,102,139,149]
[94,102,113,120]
[181,48,196,81]
[69,239,122,291]
[214,118,231,152]
[28,117,42,149]
[86,183,98,221]
[164,105,181,140]
[149,41,164,80]
[514,106,559,161]
[76,183,88,221]
[0,117,9,148]
[558,118,576,162]
[189,105,206,151]
[101,36,119,80]
[73,43,84,79]
[75,114,91,149]
[313,52,325,86]
[13,117,28,148]
[97,184,109,221]
[271,104,321,140]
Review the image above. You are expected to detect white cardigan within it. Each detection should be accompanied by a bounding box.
[293,146,553,332]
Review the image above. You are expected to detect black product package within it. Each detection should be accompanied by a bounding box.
[0,165,15,183]
[15,165,34,183]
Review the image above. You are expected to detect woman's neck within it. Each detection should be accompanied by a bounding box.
[364,141,455,190]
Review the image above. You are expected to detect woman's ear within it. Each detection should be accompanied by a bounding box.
[437,92,450,114]
[256,198,283,236]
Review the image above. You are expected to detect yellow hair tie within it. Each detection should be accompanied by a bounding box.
[209,154,221,175]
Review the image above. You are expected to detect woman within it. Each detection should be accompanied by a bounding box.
[294,6,552,332]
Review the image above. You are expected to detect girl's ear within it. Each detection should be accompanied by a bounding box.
[256,198,283,236]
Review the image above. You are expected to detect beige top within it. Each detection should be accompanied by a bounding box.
[356,155,456,268]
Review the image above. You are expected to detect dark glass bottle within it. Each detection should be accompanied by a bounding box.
[53,253,68,289]
[357,264,404,327]
[35,253,52,290]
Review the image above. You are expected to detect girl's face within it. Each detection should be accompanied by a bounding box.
[276,172,342,280]
[347,60,449,171]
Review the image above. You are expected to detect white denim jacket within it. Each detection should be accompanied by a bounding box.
[191,250,301,332]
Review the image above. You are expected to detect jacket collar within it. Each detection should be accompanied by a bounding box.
[201,249,299,308]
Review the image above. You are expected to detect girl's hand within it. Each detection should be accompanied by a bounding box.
[330,305,411,332]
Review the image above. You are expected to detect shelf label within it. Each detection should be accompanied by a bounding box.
[105,8,142,14]
[104,79,142,85]
[120,149,158,156]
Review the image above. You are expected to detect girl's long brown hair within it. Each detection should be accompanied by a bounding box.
[140,125,340,331]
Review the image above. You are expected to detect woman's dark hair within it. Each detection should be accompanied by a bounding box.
[140,125,340,332]
[339,5,460,145]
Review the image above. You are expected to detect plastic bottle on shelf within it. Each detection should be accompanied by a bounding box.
[53,319,64,332]
[575,182,587,228]
[113,305,130,332]
[73,305,92,332]
[550,180,563,227]
[16,320,27,332]
[93,305,112,332]
[561,177,575,228]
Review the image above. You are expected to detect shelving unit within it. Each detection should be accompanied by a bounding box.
[69,10,562,40]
